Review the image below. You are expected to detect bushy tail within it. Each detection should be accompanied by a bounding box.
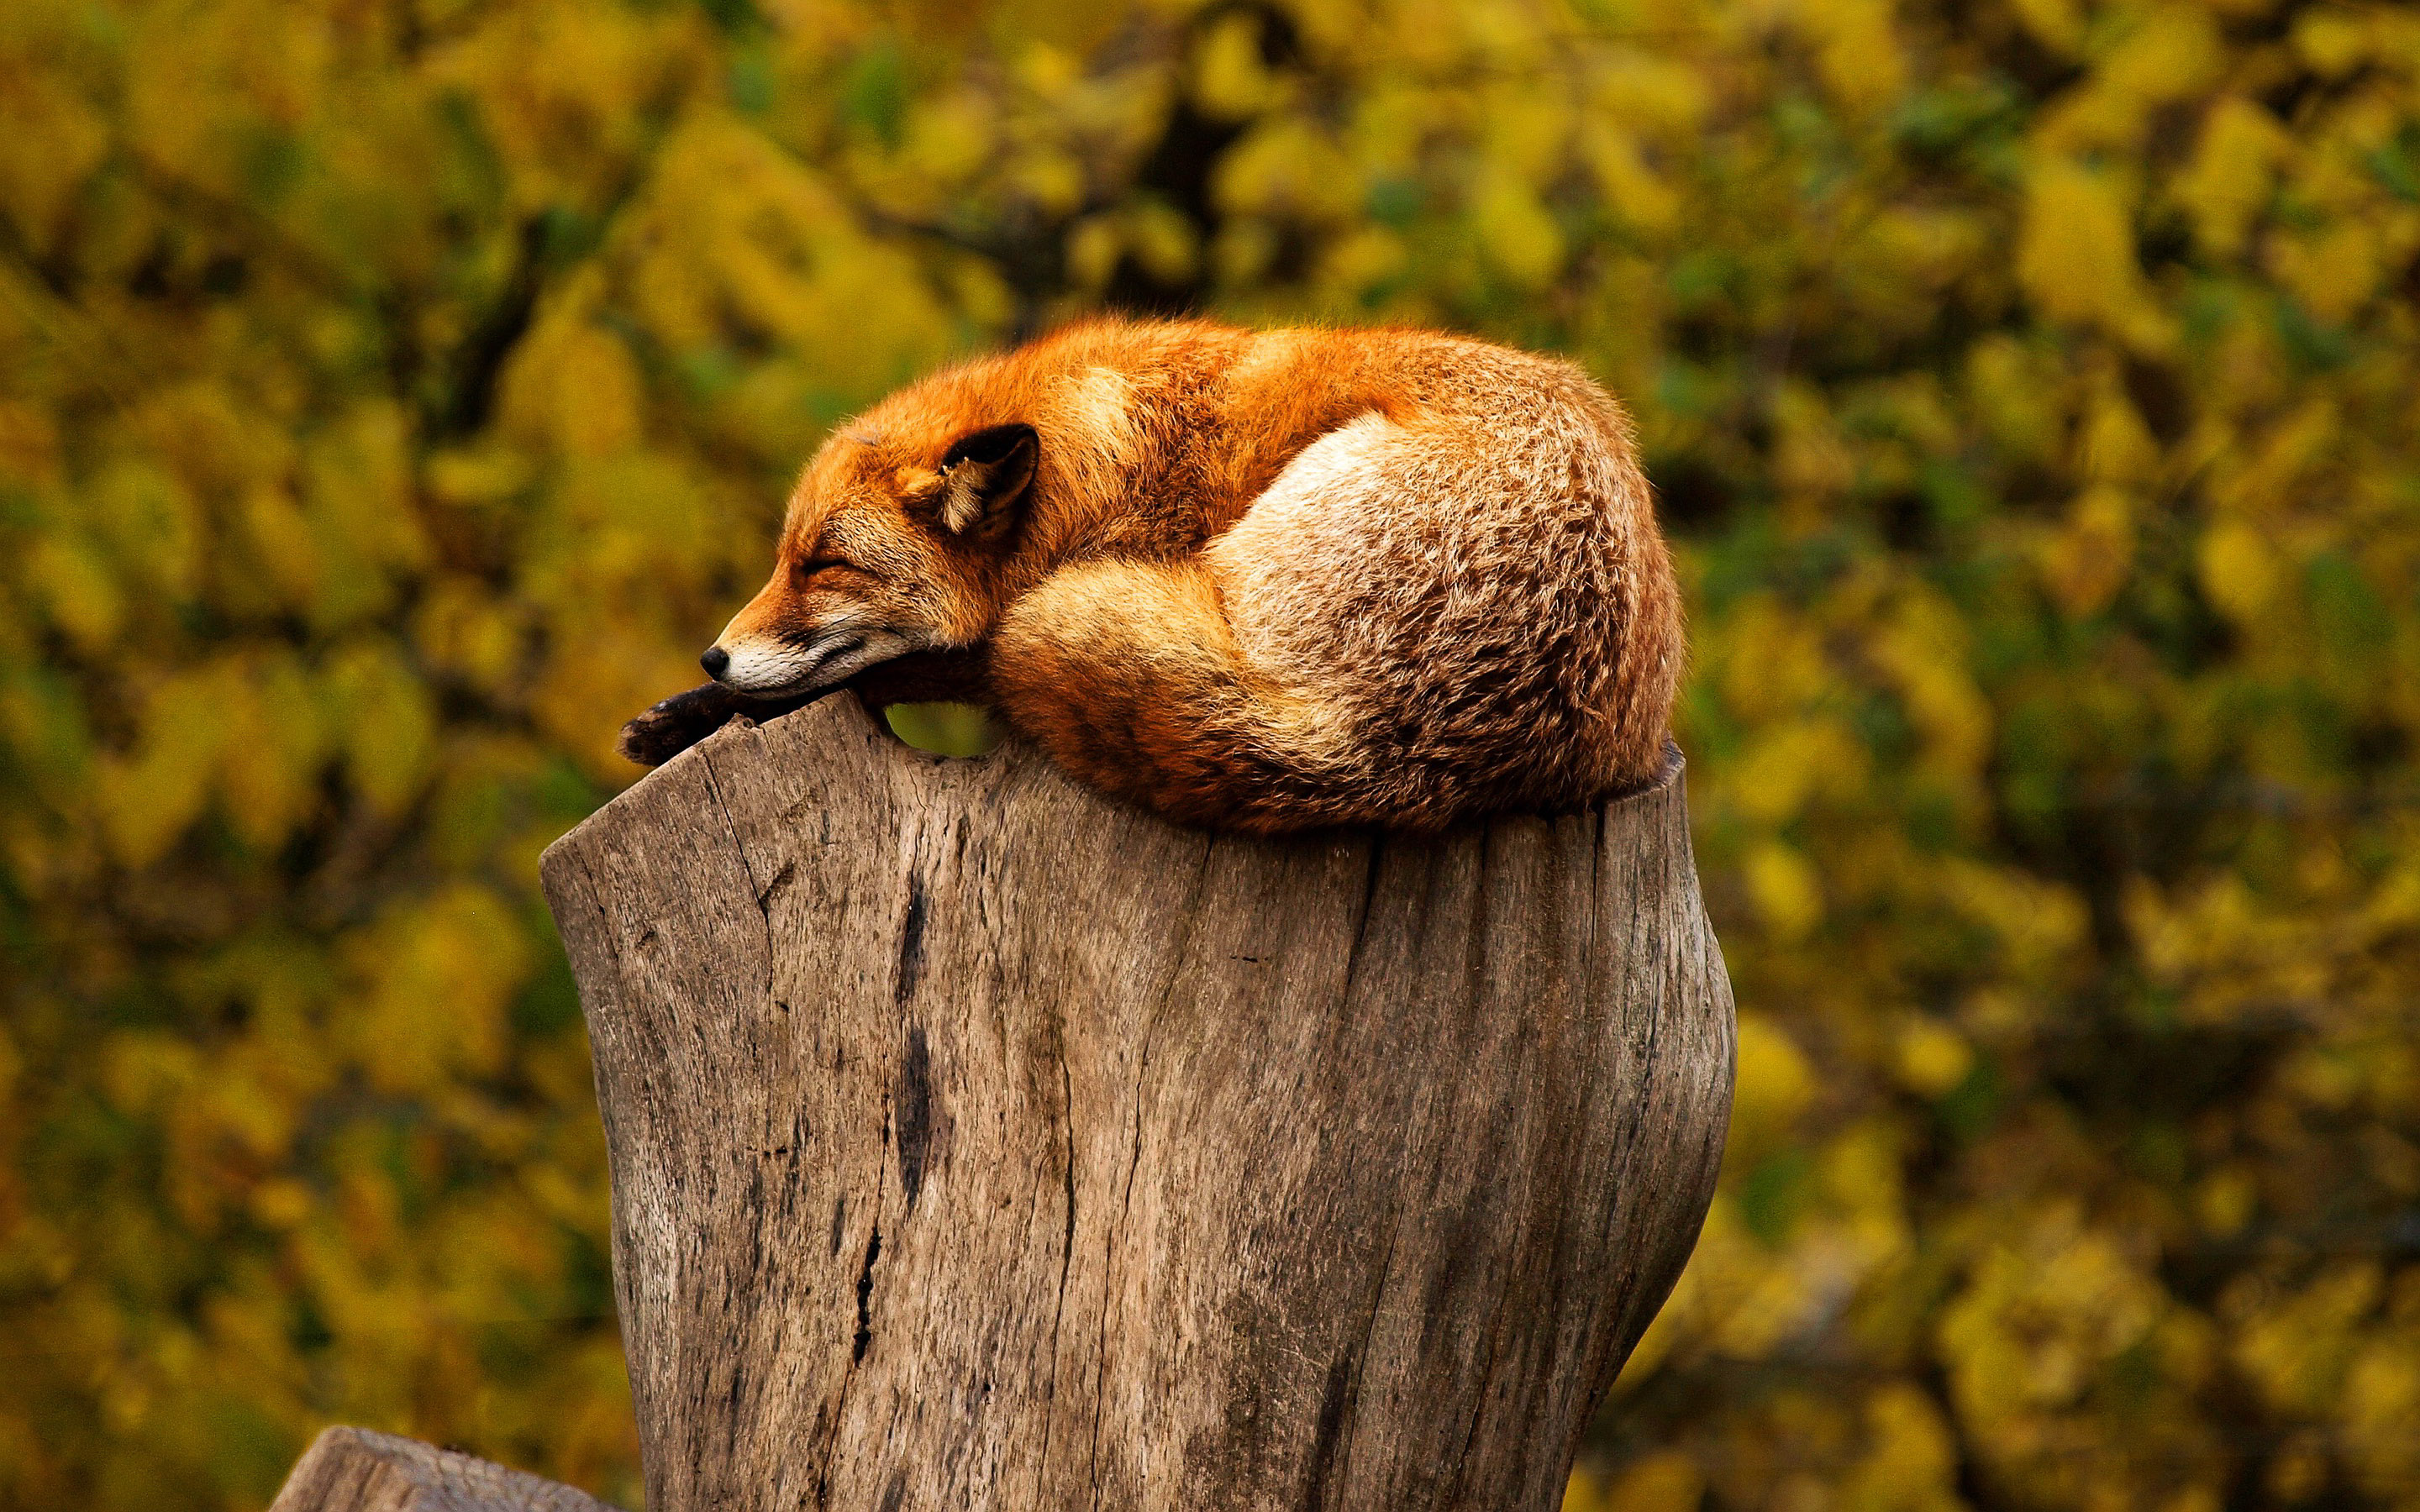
[987,559,1381,834]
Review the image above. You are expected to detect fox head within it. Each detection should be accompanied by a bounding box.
[702,421,1039,696]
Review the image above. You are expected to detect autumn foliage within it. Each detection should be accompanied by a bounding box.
[2,0,2417,1508]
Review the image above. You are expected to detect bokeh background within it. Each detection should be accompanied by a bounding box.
[3,0,2417,1506]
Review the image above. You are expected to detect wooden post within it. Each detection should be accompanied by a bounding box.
[536,696,1735,1512]
[268,1428,615,1511]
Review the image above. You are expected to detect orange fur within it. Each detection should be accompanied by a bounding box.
[698,318,1683,834]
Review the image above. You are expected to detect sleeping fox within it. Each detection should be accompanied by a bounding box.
[618,318,1683,835]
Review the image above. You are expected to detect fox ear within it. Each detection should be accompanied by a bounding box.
[934,423,1037,537]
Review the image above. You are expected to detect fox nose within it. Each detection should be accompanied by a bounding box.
[700,646,730,678]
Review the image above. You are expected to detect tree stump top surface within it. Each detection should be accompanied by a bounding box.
[268,1428,616,1512]
[540,697,1734,1512]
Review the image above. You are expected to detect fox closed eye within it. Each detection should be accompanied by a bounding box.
[792,557,869,584]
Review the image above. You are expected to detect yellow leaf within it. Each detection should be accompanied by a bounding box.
[2175,97,2289,258]
[1600,1452,1704,1512]
[1752,842,1819,938]
[218,654,325,848]
[1191,12,1286,120]
[1316,227,1408,300]
[2018,160,2164,345]
[1771,383,1856,501]
[2271,217,2387,324]
[1734,1013,1817,1149]
[2196,517,2280,624]
[2291,10,2372,76]
[2099,8,2223,109]
[1799,0,1906,113]
[321,642,435,816]
[340,883,531,1095]
[95,666,237,867]
[0,69,108,253]
[1474,176,1564,290]
[239,484,324,611]
[1560,1466,1606,1512]
[2040,484,2135,617]
[1871,590,1992,793]
[1895,1018,1975,1097]
[1580,124,1679,235]
[1065,214,1123,292]
[2194,1168,2257,1237]
[1214,118,1357,221]
[87,458,202,601]
[24,533,123,650]
[1846,1383,1961,1509]
[2007,0,2084,54]
[2079,384,2159,485]
[500,310,645,460]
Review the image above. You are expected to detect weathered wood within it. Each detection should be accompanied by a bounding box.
[539,696,1735,1512]
[268,1427,614,1512]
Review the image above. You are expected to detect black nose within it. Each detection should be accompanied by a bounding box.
[700,646,729,677]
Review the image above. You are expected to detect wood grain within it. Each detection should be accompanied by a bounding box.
[267,1427,615,1512]
[540,696,1735,1511]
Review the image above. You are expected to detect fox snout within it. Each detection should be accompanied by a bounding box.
[701,626,847,696]
[704,615,916,699]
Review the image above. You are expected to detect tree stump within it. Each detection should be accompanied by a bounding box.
[268,1428,614,1512]
[537,696,1735,1512]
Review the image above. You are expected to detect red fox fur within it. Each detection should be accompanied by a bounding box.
[621,318,1684,835]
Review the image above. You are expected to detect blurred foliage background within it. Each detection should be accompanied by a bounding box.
[2,0,2417,1506]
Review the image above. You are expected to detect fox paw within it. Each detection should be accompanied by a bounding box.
[617,683,748,767]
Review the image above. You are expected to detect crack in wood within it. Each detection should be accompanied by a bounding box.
[1031,1042,1079,1510]
[896,1026,934,1214]
[894,875,929,1007]
[851,1229,882,1364]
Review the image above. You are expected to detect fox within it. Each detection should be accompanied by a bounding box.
[617,318,1684,836]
